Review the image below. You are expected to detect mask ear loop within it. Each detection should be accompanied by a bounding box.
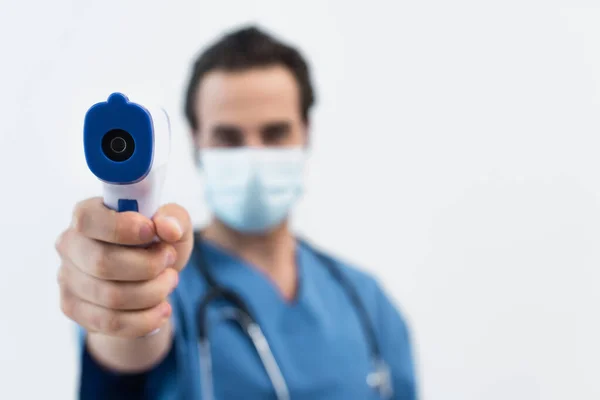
[194,147,203,169]
[191,130,203,169]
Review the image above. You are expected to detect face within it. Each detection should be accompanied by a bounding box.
[193,65,307,149]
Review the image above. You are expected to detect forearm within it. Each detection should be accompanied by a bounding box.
[86,319,174,373]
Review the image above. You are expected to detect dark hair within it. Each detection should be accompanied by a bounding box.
[184,25,316,131]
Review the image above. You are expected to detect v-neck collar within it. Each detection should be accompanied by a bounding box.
[197,238,322,326]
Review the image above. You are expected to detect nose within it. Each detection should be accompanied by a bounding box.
[243,133,266,148]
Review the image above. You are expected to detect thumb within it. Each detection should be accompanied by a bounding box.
[153,203,194,272]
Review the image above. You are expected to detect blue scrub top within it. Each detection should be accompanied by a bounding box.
[79,239,418,399]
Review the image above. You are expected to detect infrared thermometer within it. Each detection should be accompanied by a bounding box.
[83,92,170,219]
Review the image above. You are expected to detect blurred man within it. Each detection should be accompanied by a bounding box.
[56,25,418,399]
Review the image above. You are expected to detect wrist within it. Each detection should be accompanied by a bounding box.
[86,319,174,374]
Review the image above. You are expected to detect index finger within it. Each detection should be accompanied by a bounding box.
[72,197,156,245]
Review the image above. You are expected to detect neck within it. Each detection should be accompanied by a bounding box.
[202,219,298,300]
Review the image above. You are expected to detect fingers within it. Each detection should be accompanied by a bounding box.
[57,198,194,339]
[60,285,172,338]
[72,197,156,245]
[58,259,179,311]
[56,229,176,281]
[153,203,193,243]
[153,203,194,273]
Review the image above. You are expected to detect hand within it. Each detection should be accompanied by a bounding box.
[55,197,194,338]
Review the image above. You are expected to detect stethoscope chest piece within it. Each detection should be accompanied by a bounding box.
[366,358,394,399]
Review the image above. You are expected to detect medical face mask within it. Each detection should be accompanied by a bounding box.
[199,147,307,233]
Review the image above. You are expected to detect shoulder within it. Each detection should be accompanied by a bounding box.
[306,243,410,334]
[335,258,385,313]
[314,247,418,398]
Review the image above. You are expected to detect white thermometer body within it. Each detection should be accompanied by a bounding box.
[83,92,170,219]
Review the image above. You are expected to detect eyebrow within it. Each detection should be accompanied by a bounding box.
[212,124,244,136]
[210,121,293,139]
[260,121,292,134]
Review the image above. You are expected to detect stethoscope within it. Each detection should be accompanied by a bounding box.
[193,233,394,400]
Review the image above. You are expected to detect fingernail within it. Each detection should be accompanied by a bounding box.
[164,217,183,239]
[161,302,172,318]
[145,328,161,337]
[165,250,176,267]
[171,272,179,289]
[139,224,154,242]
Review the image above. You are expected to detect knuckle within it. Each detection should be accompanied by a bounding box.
[147,253,167,278]
[88,312,103,332]
[54,229,71,256]
[71,203,88,234]
[54,232,64,254]
[111,212,124,243]
[91,247,112,278]
[60,293,75,320]
[113,212,138,244]
[101,285,125,309]
[103,311,123,334]
[56,265,67,286]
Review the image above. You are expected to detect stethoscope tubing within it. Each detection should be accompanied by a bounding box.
[193,233,393,400]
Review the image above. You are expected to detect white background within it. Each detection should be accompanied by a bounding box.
[0,0,599,399]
